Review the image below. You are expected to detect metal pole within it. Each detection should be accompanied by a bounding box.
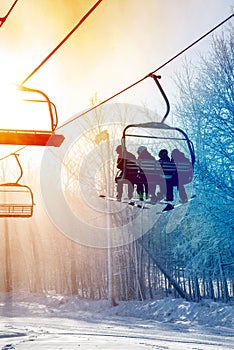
[106,132,112,305]
[95,130,116,306]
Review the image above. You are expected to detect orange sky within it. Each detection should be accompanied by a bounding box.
[0,0,233,128]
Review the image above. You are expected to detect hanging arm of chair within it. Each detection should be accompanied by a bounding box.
[13,153,23,184]
[149,74,170,123]
[17,85,57,131]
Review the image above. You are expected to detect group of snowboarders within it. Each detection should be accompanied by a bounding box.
[115,144,193,204]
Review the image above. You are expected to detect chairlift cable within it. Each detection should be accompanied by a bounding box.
[0,147,27,162]
[148,13,234,76]
[20,0,103,86]
[0,0,19,28]
[59,13,234,129]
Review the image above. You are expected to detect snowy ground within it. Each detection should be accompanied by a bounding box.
[0,293,233,349]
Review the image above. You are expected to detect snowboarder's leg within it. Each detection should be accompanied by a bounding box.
[178,183,188,203]
[116,179,124,201]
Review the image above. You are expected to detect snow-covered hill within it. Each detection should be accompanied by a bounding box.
[0,293,233,349]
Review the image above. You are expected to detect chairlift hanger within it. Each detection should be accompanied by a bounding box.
[0,86,64,147]
[0,153,34,218]
[122,74,195,167]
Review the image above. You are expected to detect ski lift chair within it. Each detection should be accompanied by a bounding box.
[120,74,195,198]
[0,86,64,147]
[0,154,34,218]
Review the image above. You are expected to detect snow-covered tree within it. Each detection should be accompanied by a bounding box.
[171,26,234,301]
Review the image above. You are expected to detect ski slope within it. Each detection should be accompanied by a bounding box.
[0,293,233,349]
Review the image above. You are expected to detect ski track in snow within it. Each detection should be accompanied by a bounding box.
[0,294,233,349]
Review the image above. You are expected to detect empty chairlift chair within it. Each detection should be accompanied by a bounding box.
[0,154,34,218]
[0,85,64,147]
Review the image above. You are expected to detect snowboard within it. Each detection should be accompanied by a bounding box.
[159,194,196,211]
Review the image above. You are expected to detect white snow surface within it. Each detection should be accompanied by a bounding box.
[0,293,233,349]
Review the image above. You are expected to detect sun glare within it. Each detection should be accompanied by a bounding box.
[0,82,54,131]
[0,48,55,132]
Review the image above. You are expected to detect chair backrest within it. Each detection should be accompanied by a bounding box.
[0,183,34,218]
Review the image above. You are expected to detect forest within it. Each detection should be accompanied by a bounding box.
[0,27,233,305]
